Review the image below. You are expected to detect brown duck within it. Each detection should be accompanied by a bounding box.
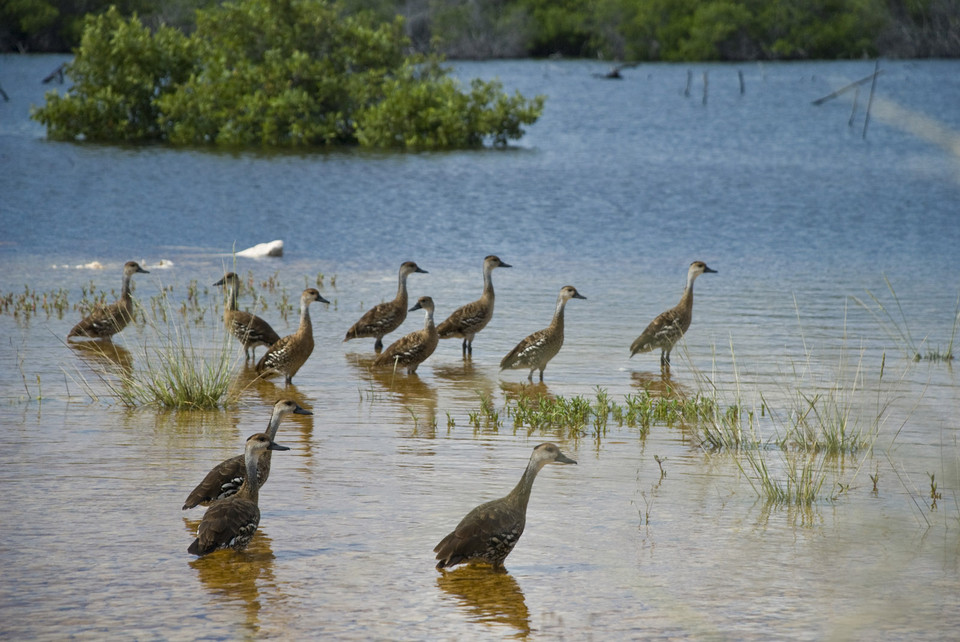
[187,432,290,556]
[437,255,511,357]
[344,261,427,353]
[373,296,438,374]
[182,399,311,510]
[214,272,281,361]
[257,288,329,384]
[68,261,149,339]
[630,261,716,367]
[434,443,577,571]
[500,285,586,382]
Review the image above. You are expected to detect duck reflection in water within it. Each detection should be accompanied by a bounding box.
[187,518,277,634]
[629,368,692,400]
[68,338,134,376]
[347,353,439,431]
[436,566,531,637]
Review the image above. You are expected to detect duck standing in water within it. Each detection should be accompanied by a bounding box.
[257,288,329,384]
[373,296,438,374]
[500,286,586,382]
[68,261,149,339]
[187,432,290,556]
[434,443,577,571]
[630,261,716,368]
[344,261,427,353]
[214,272,281,361]
[182,399,311,510]
[437,255,511,357]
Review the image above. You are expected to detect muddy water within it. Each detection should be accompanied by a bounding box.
[2,55,960,638]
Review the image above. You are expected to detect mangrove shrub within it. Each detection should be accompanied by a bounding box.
[31,0,544,148]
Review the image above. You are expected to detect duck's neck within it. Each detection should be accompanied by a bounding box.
[549,296,568,331]
[422,308,435,332]
[121,272,134,302]
[237,451,261,503]
[265,409,285,440]
[678,272,697,309]
[396,271,410,306]
[226,282,239,312]
[508,457,546,510]
[481,265,495,301]
[297,299,313,337]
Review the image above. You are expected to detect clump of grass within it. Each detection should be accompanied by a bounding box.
[77,290,240,409]
[110,323,238,409]
[693,333,898,505]
[854,275,958,362]
[506,388,592,434]
[740,449,827,505]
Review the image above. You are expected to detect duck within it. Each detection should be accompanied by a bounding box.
[256,288,329,384]
[214,272,281,361]
[344,261,428,353]
[67,261,149,339]
[630,261,717,367]
[437,255,511,357]
[182,399,311,510]
[373,296,438,374]
[500,286,586,382]
[434,442,577,571]
[187,432,290,556]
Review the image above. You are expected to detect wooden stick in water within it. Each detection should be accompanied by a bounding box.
[862,60,881,140]
[811,68,883,105]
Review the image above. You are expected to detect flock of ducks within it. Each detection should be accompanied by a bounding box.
[67,256,716,567]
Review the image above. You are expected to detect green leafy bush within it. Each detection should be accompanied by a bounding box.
[32,0,543,149]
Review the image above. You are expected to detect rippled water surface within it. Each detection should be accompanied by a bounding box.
[2,55,959,639]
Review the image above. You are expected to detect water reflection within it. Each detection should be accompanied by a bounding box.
[499,380,552,401]
[432,360,498,404]
[186,517,278,635]
[436,566,531,638]
[346,354,439,433]
[68,338,134,375]
[629,369,693,399]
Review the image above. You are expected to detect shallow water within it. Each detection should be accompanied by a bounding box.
[1,55,959,639]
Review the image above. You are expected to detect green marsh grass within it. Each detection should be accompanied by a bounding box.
[691,337,904,505]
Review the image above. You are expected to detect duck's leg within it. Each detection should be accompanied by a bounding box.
[527,369,534,382]
[461,339,468,357]
[538,368,545,382]
[375,337,383,353]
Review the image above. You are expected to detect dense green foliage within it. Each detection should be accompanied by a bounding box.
[31,1,544,148]
[4,0,958,58]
